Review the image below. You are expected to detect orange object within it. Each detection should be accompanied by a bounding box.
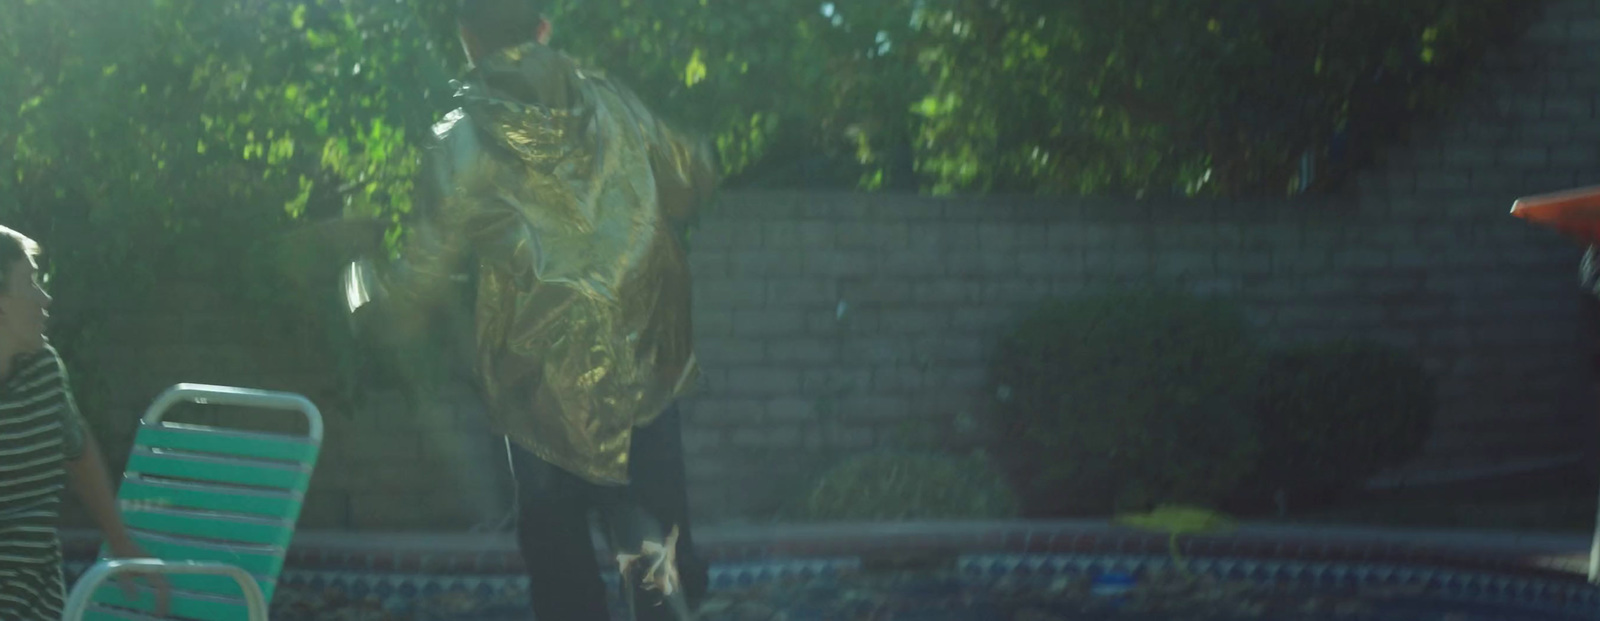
[1511,185,1600,245]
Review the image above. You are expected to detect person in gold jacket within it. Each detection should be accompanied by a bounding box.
[345,0,717,617]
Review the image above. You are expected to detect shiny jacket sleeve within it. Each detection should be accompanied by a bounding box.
[615,88,719,226]
[365,112,522,337]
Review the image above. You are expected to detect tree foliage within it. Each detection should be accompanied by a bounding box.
[535,0,1535,197]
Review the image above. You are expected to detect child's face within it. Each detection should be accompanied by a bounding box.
[0,258,50,355]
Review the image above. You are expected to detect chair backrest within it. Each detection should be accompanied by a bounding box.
[84,384,322,621]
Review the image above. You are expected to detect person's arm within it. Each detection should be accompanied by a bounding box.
[612,84,718,226]
[647,120,719,226]
[355,117,522,340]
[51,355,139,555]
[65,434,141,554]
[56,354,170,612]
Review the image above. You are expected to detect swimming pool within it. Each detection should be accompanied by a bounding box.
[65,522,1600,620]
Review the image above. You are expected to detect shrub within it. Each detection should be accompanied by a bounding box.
[1238,339,1437,509]
[989,288,1261,516]
[782,451,1019,522]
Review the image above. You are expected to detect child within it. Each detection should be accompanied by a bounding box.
[0,225,165,619]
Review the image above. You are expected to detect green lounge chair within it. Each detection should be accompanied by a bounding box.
[62,383,324,620]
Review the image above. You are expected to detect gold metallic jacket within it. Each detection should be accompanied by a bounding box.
[374,42,717,486]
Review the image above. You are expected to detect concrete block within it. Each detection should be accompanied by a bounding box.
[728,250,806,277]
[834,222,911,249]
[1215,250,1273,275]
[731,425,804,449]
[838,278,913,304]
[1046,223,1083,247]
[696,336,766,364]
[696,278,766,309]
[950,306,1014,332]
[801,368,874,396]
[766,398,819,423]
[1524,169,1579,190]
[873,367,928,392]
[813,424,875,450]
[725,368,802,395]
[837,337,905,365]
[1523,19,1569,43]
[1017,250,1082,276]
[1331,249,1390,270]
[796,221,836,247]
[946,252,1019,276]
[1548,1,1600,18]
[880,251,948,276]
[802,250,877,277]
[1545,94,1593,120]
[680,431,730,463]
[1470,170,1520,192]
[766,278,838,307]
[767,339,837,364]
[1240,224,1301,250]
[1415,170,1472,193]
[693,221,762,249]
[692,309,734,337]
[835,396,912,422]
[731,309,806,336]
[1570,17,1600,41]
[880,309,950,334]
[687,400,765,426]
[761,222,802,248]
[913,281,983,304]
[978,223,1018,251]
[981,280,1054,303]
[1550,145,1600,167]
[1500,145,1550,168]
[1270,249,1332,275]
[1016,225,1050,249]
[688,250,729,278]
[1189,277,1243,296]
[1152,251,1214,278]
[907,222,980,252]
[1299,275,1362,297]
[1443,145,1495,166]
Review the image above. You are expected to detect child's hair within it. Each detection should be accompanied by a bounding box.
[458,0,550,57]
[0,226,41,292]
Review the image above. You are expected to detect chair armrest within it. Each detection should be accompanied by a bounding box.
[61,558,267,621]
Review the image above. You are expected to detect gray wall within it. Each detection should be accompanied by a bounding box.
[678,192,1591,519]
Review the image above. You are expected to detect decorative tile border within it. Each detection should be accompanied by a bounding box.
[707,558,862,591]
[61,521,1600,614]
[66,556,1599,618]
[961,554,1600,617]
[76,522,1565,579]
[279,571,530,599]
[260,558,864,595]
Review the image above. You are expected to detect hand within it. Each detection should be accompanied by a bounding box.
[106,539,172,617]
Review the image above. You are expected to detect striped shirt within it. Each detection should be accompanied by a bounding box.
[0,346,87,620]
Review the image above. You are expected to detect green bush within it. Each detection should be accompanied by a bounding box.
[1240,339,1437,507]
[782,451,1019,522]
[989,288,1261,517]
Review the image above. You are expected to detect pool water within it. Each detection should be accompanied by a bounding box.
[267,568,1594,621]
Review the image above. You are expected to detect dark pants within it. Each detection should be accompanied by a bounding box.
[509,405,708,620]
